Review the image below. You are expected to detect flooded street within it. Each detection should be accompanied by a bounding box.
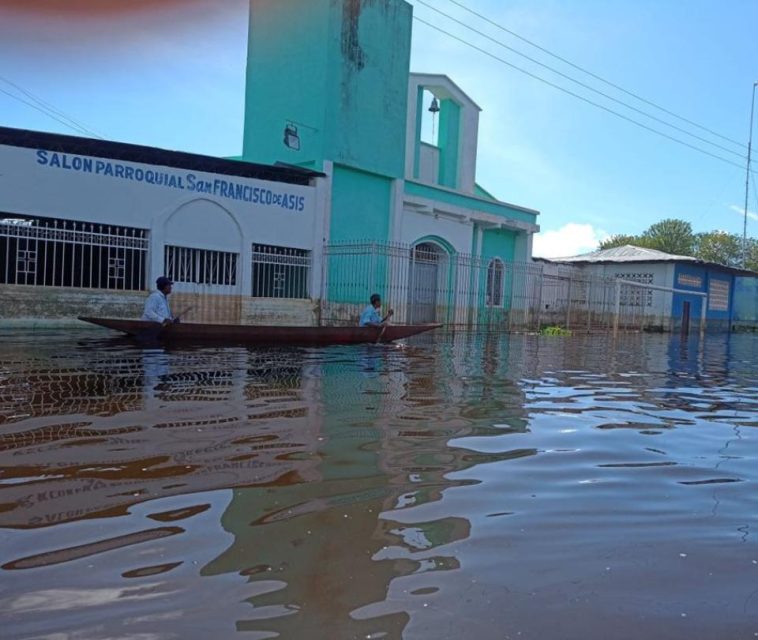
[0,330,756,640]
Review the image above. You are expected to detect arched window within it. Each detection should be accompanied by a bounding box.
[486,258,504,307]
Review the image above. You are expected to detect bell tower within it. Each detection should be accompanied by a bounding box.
[242,0,413,180]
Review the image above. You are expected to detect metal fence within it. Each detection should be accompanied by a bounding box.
[322,241,543,329]
[0,216,147,290]
[252,244,311,299]
[164,245,238,288]
[321,241,681,332]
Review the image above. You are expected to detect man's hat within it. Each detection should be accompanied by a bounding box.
[156,276,173,289]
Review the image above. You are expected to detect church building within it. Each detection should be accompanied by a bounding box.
[0,0,540,328]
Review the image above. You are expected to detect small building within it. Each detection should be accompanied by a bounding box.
[0,127,327,326]
[540,245,758,332]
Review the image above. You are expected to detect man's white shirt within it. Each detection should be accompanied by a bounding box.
[141,291,173,323]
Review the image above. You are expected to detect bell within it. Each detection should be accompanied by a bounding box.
[428,97,440,114]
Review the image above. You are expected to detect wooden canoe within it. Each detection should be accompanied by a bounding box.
[78,317,442,346]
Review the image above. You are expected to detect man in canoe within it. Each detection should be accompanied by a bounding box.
[359,293,394,327]
[141,276,178,326]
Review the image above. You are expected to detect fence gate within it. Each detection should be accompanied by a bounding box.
[408,242,444,323]
[163,245,242,324]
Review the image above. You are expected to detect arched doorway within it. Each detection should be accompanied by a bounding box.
[161,199,243,324]
[408,241,447,323]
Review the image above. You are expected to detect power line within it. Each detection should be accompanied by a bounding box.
[0,76,104,139]
[0,87,99,138]
[415,0,744,160]
[412,16,753,174]
[440,0,747,150]
[690,168,742,228]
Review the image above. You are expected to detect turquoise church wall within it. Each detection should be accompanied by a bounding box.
[243,0,332,167]
[330,165,392,242]
[325,1,412,179]
[481,228,517,263]
[327,165,393,305]
[243,0,412,182]
[404,182,538,225]
[437,99,460,189]
[412,86,424,180]
[480,228,518,313]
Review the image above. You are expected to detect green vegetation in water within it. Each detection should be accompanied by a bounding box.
[540,326,572,336]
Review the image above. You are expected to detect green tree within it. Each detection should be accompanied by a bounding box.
[599,234,643,250]
[693,231,742,267]
[598,219,758,270]
[745,237,758,272]
[640,218,694,255]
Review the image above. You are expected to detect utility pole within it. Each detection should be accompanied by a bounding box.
[743,81,757,269]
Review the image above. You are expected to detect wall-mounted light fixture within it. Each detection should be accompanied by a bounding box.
[283,123,301,150]
[283,120,319,151]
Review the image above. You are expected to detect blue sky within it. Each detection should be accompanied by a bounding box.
[1,0,756,256]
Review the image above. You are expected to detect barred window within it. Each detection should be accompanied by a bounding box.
[252,244,310,298]
[708,279,729,311]
[0,215,147,290]
[486,258,504,307]
[164,245,238,286]
[616,272,654,307]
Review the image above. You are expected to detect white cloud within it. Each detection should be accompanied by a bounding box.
[729,205,758,222]
[533,223,608,258]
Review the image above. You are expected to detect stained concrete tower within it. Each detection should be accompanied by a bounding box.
[242,0,412,179]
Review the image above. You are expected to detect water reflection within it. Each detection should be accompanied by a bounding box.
[0,331,756,639]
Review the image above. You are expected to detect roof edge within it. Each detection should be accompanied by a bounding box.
[0,126,325,186]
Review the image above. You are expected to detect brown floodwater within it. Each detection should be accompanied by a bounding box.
[0,330,756,640]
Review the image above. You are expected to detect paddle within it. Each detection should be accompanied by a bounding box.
[171,306,193,324]
[375,308,394,344]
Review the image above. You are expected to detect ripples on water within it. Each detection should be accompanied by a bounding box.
[0,331,756,639]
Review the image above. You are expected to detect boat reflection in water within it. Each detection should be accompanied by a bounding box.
[0,332,529,639]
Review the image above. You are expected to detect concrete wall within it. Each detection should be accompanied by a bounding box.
[244,0,413,179]
[672,264,735,331]
[0,285,320,328]
[481,227,517,263]
[0,285,144,328]
[400,209,472,255]
[330,164,392,243]
[242,298,319,327]
[733,276,758,328]
[418,143,440,185]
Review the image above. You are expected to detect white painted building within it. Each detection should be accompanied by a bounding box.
[0,127,328,326]
[539,245,753,331]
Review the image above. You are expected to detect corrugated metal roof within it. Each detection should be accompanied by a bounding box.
[539,244,758,277]
[552,245,698,263]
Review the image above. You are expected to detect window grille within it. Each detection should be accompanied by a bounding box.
[616,272,654,307]
[486,258,504,306]
[252,244,310,298]
[0,215,147,290]
[164,245,238,287]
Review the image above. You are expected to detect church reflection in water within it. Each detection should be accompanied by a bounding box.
[0,334,531,638]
